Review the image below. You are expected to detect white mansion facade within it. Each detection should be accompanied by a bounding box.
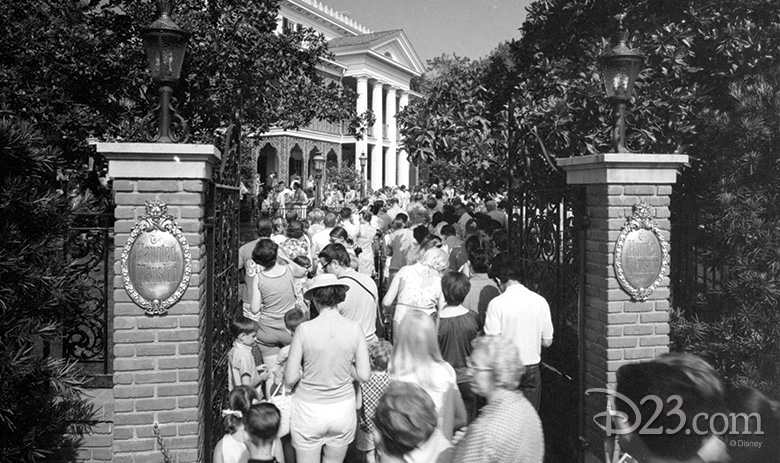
[252,0,426,191]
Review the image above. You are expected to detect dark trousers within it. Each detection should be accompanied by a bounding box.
[519,363,542,411]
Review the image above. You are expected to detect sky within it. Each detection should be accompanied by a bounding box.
[319,0,536,63]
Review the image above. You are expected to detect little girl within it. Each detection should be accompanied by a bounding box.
[243,403,285,463]
[213,385,256,463]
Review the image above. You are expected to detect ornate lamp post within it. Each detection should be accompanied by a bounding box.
[598,15,644,153]
[359,151,367,199]
[312,152,325,208]
[141,0,190,143]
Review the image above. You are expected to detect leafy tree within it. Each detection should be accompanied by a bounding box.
[326,164,361,192]
[0,0,361,169]
[401,0,780,395]
[0,118,96,462]
[670,71,780,393]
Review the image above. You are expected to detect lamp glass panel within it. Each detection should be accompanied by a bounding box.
[143,31,187,81]
[601,57,640,100]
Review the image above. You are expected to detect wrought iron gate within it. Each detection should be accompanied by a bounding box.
[203,115,242,461]
[507,185,585,462]
[64,211,114,387]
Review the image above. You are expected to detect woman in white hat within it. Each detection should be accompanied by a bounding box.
[284,274,371,463]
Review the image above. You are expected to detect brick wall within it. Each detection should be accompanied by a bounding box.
[582,183,672,454]
[77,389,115,462]
[109,179,208,462]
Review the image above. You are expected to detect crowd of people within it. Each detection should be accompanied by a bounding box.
[221,181,779,463]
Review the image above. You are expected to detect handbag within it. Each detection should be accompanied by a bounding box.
[268,381,293,437]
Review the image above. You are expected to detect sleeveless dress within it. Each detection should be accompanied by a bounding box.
[219,432,248,463]
[250,266,297,356]
[393,263,442,326]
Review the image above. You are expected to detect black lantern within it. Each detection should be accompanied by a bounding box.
[312,153,325,207]
[598,15,644,152]
[141,1,190,142]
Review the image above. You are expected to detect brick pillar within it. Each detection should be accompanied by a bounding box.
[556,153,688,463]
[99,143,220,463]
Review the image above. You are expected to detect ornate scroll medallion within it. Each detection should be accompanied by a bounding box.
[121,201,191,315]
[614,201,669,301]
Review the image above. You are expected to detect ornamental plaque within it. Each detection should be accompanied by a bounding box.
[614,201,669,301]
[121,201,191,316]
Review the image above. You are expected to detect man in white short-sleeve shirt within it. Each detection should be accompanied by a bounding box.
[319,243,378,344]
[484,263,553,411]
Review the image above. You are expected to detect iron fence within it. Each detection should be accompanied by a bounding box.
[64,211,114,388]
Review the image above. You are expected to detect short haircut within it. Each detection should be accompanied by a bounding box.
[441,271,471,306]
[251,239,278,268]
[464,234,483,253]
[310,285,347,307]
[425,197,438,210]
[286,220,304,239]
[323,212,338,227]
[340,207,352,219]
[284,210,298,223]
[360,210,372,222]
[616,358,726,460]
[440,224,456,237]
[407,204,429,225]
[471,335,524,389]
[319,242,351,267]
[244,403,281,445]
[292,255,311,268]
[419,248,448,273]
[229,316,258,339]
[368,340,393,371]
[284,308,308,334]
[491,229,508,252]
[373,381,438,458]
[412,224,428,244]
[492,260,521,283]
[387,197,399,206]
[255,217,274,238]
[307,208,324,224]
[469,248,493,274]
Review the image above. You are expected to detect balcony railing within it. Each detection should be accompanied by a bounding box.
[306,119,349,135]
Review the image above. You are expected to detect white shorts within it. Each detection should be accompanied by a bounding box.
[290,396,357,451]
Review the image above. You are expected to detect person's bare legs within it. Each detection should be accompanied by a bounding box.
[294,446,322,463]
[322,444,348,463]
[262,353,278,397]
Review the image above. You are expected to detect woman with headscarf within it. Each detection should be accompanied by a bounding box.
[382,247,448,341]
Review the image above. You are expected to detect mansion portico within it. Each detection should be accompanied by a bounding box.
[251,0,426,191]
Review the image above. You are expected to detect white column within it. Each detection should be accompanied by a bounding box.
[384,86,397,187]
[370,81,384,191]
[356,76,369,173]
[396,91,410,187]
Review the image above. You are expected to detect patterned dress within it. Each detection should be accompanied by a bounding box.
[358,370,390,433]
[452,389,544,463]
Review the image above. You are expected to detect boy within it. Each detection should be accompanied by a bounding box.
[228,316,269,393]
[271,308,308,392]
[357,340,393,463]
